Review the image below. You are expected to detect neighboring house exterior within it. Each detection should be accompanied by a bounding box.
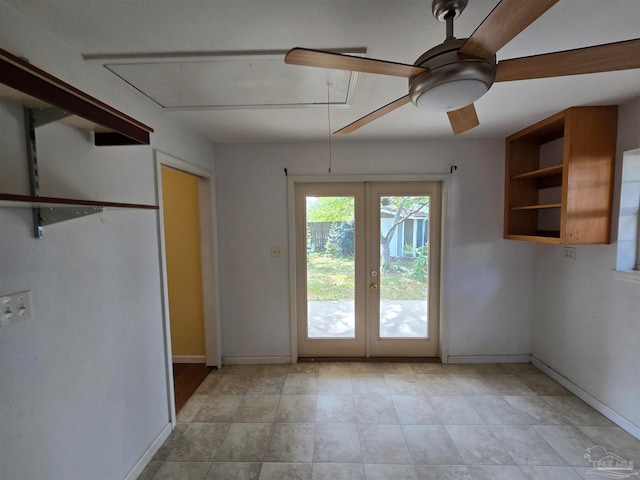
[380,208,428,258]
[308,208,429,258]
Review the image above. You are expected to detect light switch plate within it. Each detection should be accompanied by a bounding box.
[564,247,576,261]
[1,290,33,327]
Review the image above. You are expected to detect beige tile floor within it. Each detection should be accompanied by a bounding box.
[139,362,640,480]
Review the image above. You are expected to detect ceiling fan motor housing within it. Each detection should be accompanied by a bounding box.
[409,38,496,112]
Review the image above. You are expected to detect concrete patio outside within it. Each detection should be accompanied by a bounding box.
[307,300,428,338]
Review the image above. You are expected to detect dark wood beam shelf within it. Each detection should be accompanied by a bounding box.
[0,47,153,146]
[0,46,157,236]
[0,193,157,230]
[0,193,158,210]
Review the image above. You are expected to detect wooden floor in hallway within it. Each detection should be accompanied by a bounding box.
[173,363,213,413]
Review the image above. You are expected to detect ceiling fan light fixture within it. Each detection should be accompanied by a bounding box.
[409,59,495,112]
[415,78,488,112]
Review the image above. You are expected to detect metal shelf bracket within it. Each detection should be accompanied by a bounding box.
[24,107,102,238]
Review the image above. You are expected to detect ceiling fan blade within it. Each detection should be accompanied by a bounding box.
[495,38,640,82]
[447,104,480,135]
[285,48,427,78]
[460,0,558,58]
[334,95,411,135]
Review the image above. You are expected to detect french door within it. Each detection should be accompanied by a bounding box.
[295,181,441,357]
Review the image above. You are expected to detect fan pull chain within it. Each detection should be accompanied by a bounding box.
[327,81,332,173]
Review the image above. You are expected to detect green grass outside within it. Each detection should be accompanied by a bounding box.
[307,253,427,301]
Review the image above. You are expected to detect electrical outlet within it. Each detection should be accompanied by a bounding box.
[1,290,32,327]
[270,246,285,257]
[564,247,576,261]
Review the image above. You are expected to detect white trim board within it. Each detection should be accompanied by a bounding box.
[446,354,532,364]
[123,423,172,480]
[612,269,640,285]
[154,150,223,428]
[531,356,640,440]
[222,356,292,365]
[438,177,451,365]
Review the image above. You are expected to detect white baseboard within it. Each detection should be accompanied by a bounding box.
[531,356,640,440]
[172,355,206,363]
[446,354,532,364]
[222,355,291,365]
[123,423,172,480]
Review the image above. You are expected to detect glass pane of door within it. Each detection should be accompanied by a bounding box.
[378,195,430,338]
[306,195,356,338]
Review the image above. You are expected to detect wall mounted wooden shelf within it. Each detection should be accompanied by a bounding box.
[511,165,564,180]
[511,204,562,211]
[0,193,158,210]
[0,46,153,146]
[0,193,157,229]
[504,106,618,244]
[0,46,157,236]
[0,193,157,230]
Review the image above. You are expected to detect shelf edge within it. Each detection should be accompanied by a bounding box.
[0,193,158,210]
[0,47,153,145]
[511,203,562,211]
[504,234,561,244]
[511,164,563,180]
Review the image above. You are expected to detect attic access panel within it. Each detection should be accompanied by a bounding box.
[90,51,364,110]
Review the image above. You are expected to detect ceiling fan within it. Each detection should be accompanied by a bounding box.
[284,0,640,135]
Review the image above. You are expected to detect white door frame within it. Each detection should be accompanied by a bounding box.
[366,181,441,357]
[287,173,451,363]
[155,150,222,426]
[295,182,367,357]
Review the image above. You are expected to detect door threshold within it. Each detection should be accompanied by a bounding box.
[298,357,441,363]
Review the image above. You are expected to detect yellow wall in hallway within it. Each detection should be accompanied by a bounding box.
[161,166,205,356]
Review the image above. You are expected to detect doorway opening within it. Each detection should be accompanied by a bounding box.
[156,151,220,418]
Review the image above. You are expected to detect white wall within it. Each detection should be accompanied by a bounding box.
[0,3,215,479]
[214,139,536,362]
[532,97,640,434]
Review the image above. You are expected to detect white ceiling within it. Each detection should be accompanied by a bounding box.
[5,0,640,143]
